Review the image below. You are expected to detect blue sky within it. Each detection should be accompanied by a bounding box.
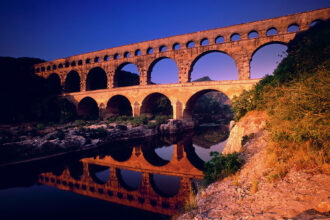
[0,0,328,82]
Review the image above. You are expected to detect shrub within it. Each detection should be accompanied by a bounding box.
[36,123,45,130]
[231,20,330,178]
[241,133,255,146]
[147,122,158,129]
[203,152,242,185]
[116,124,127,130]
[155,115,170,125]
[88,127,108,139]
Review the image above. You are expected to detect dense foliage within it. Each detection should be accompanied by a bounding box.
[203,152,242,185]
[231,19,330,178]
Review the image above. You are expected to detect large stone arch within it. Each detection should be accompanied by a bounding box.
[250,41,288,61]
[114,62,140,87]
[140,92,173,118]
[47,73,62,94]
[86,67,107,91]
[183,89,231,119]
[116,169,142,191]
[105,94,133,117]
[108,146,133,162]
[64,70,80,93]
[188,50,237,82]
[147,56,179,84]
[77,96,99,119]
[88,164,110,185]
[149,174,181,198]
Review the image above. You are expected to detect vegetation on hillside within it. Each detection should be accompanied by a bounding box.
[231,19,330,178]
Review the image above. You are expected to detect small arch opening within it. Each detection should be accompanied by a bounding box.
[287,24,300,32]
[124,52,130,58]
[52,65,56,70]
[248,31,259,39]
[147,47,154,54]
[94,57,100,63]
[230,33,241,41]
[267,27,278,36]
[200,38,209,46]
[65,62,69,68]
[114,53,120,60]
[173,43,181,50]
[186,41,195,48]
[104,55,109,61]
[71,61,76,67]
[85,58,91,64]
[310,19,322,27]
[58,64,63,69]
[47,66,51,71]
[78,60,83,65]
[159,45,167,52]
[215,35,224,44]
[135,49,142,56]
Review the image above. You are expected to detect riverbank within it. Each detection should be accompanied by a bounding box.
[178,111,330,219]
[0,118,195,166]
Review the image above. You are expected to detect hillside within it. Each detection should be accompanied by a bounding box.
[178,19,330,219]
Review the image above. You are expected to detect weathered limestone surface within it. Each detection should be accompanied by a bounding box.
[32,8,330,120]
[223,111,267,154]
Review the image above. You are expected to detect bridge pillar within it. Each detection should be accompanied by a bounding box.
[98,102,106,120]
[178,177,192,198]
[173,100,183,120]
[178,63,191,83]
[234,53,250,80]
[138,66,149,85]
[140,172,151,194]
[110,167,119,188]
[80,74,86,92]
[132,101,140,117]
[107,70,115,89]
[173,144,185,161]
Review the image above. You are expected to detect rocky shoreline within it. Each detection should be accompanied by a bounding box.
[178,111,330,219]
[0,119,195,166]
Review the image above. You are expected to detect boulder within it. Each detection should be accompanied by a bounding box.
[223,111,267,154]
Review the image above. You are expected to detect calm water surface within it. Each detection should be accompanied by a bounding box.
[0,126,228,220]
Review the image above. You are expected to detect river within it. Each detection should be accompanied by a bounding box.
[0,126,228,220]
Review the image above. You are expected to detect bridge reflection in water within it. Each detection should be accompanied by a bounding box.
[38,138,207,216]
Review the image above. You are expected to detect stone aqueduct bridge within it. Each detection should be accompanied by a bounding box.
[39,143,203,215]
[34,8,330,119]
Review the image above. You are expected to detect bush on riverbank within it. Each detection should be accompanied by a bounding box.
[231,19,330,179]
[203,152,242,185]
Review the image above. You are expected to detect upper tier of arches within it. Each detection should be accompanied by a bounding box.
[34,9,329,87]
[35,8,328,74]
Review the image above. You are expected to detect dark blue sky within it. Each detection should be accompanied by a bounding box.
[0,0,328,81]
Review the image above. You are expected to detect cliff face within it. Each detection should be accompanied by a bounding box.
[178,111,330,220]
[222,111,267,155]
